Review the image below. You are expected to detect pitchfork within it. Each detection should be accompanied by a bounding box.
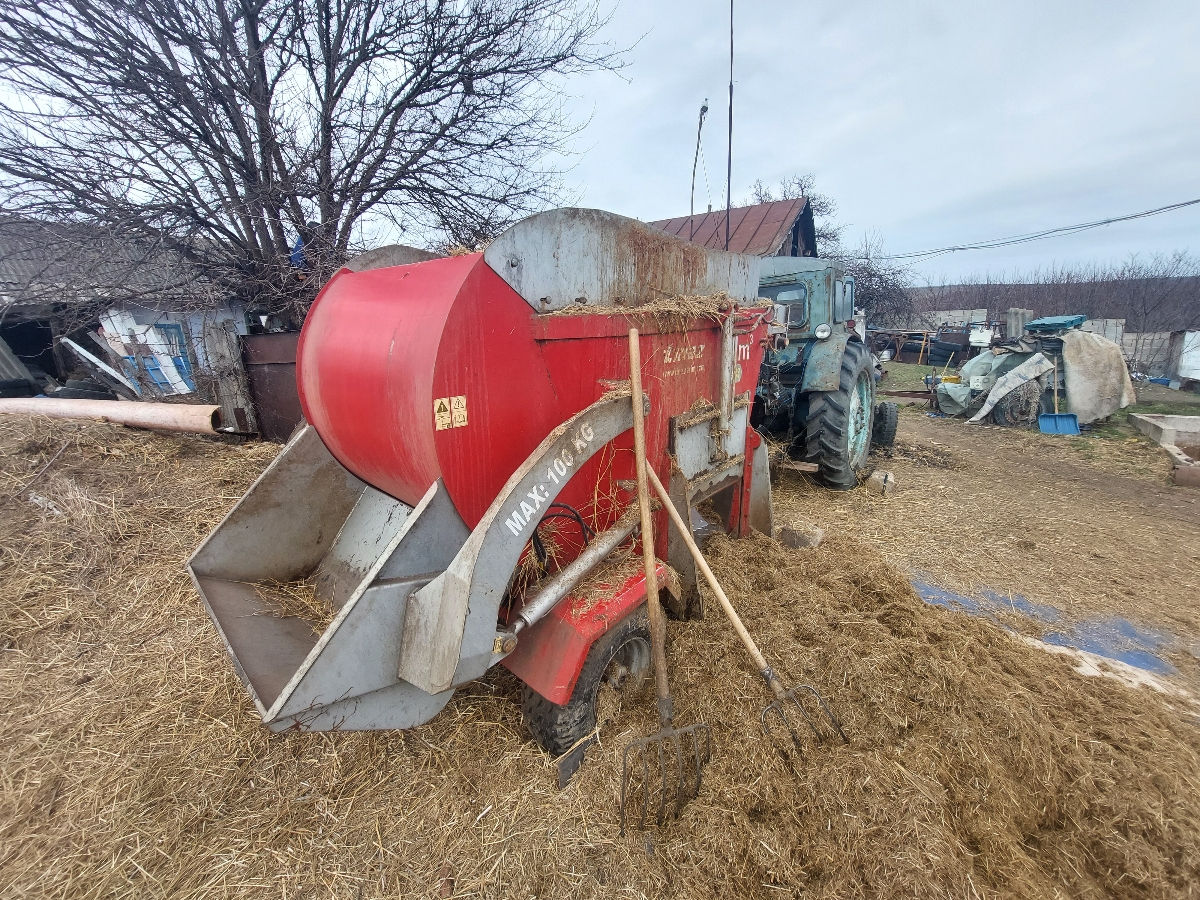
[642,462,849,771]
[620,329,711,834]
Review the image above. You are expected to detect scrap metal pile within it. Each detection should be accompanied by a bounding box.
[932,315,1136,429]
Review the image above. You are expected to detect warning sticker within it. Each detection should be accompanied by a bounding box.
[434,395,467,430]
[433,398,452,430]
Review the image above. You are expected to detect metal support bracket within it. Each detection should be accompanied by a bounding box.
[398,392,637,694]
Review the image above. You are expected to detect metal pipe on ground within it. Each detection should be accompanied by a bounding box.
[0,398,223,435]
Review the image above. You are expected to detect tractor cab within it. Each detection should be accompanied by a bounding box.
[754,255,882,489]
[761,256,855,357]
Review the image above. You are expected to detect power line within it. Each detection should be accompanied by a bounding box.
[867,197,1200,261]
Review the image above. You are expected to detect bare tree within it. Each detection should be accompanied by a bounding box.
[0,0,617,320]
[915,253,1200,371]
[748,173,843,250]
[841,233,914,326]
[747,173,914,323]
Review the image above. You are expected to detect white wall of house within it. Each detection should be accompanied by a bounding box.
[1178,332,1200,382]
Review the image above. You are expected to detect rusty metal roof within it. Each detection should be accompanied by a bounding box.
[647,198,817,258]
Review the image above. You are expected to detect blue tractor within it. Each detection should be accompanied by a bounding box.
[752,256,896,489]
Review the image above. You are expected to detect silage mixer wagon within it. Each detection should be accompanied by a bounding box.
[188,209,774,776]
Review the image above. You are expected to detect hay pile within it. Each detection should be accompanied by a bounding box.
[2,415,1199,898]
[547,292,771,332]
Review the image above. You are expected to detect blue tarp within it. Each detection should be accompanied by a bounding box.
[1025,314,1087,332]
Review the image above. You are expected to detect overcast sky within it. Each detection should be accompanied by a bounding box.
[557,0,1200,283]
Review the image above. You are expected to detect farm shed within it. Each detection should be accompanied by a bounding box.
[0,215,258,426]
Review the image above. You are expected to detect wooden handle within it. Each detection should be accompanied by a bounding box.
[1052,356,1059,415]
[627,329,673,722]
[642,463,786,698]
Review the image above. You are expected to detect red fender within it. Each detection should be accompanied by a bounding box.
[501,565,665,705]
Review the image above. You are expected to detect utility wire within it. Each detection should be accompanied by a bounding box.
[867,197,1200,261]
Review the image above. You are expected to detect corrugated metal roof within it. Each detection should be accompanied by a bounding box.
[0,215,195,313]
[648,198,816,257]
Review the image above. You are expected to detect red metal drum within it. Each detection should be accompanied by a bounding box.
[297,252,767,534]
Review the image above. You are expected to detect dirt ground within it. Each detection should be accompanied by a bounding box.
[775,408,1200,673]
[2,413,1199,899]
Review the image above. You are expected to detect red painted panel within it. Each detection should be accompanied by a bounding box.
[500,567,662,705]
[299,248,768,548]
[297,256,479,506]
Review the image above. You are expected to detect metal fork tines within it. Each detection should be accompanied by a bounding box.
[619,722,711,834]
[761,683,849,769]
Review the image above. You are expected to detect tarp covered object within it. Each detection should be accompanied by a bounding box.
[938,352,999,414]
[969,353,1054,423]
[937,382,974,416]
[1061,331,1136,424]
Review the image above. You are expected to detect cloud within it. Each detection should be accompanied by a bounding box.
[560,0,1200,281]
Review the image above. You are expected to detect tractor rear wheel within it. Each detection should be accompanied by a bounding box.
[521,607,651,758]
[790,341,875,490]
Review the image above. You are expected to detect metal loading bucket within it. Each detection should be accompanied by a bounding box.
[187,425,469,731]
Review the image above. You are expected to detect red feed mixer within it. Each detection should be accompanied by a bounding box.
[189,209,774,776]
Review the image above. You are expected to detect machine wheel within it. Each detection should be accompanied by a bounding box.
[521,607,651,757]
[791,341,875,490]
[991,380,1041,427]
[872,401,899,450]
[51,378,118,400]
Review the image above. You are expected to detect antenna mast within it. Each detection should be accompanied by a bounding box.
[690,99,709,240]
[725,0,734,250]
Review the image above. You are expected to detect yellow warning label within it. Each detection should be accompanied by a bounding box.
[434,395,467,430]
[433,397,452,430]
[450,395,467,428]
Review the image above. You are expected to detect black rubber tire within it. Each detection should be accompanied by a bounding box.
[872,401,899,450]
[521,607,651,756]
[790,340,875,490]
[0,378,38,398]
[53,377,118,401]
[52,386,118,400]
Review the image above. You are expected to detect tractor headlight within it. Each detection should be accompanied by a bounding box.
[814,323,832,340]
